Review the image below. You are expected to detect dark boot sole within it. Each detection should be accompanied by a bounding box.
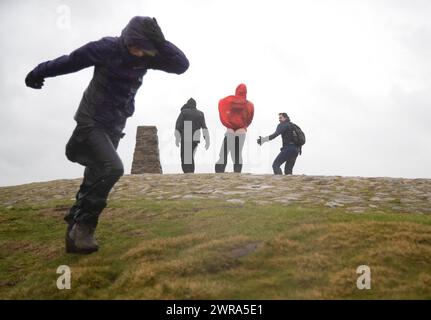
[65,244,98,254]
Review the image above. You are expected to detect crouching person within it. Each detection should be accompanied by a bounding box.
[25,16,189,254]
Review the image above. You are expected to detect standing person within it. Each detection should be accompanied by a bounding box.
[257,113,305,175]
[175,97,210,173]
[25,16,189,254]
[215,84,254,173]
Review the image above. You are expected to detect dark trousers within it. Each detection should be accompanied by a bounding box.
[215,132,246,173]
[272,145,299,175]
[64,125,124,228]
[180,140,199,173]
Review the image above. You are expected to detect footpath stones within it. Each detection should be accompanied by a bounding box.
[0,174,430,215]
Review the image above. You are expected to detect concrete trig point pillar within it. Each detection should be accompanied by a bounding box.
[131,126,163,174]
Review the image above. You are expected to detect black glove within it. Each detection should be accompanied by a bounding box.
[138,17,165,49]
[150,17,166,45]
[25,71,44,89]
[257,136,269,146]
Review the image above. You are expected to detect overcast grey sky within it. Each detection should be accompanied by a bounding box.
[1,0,430,186]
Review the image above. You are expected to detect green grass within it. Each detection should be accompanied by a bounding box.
[1,199,431,299]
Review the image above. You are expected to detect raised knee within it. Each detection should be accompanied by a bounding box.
[105,163,124,179]
[65,141,77,163]
[111,166,124,178]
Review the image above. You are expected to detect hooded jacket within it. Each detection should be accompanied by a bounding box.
[175,98,209,143]
[218,84,254,131]
[31,16,189,134]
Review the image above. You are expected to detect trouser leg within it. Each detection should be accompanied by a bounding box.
[284,155,297,175]
[180,141,187,173]
[65,126,124,228]
[215,136,228,173]
[181,140,198,173]
[232,133,245,173]
[191,142,198,173]
[272,149,288,175]
[272,146,299,175]
[66,166,105,228]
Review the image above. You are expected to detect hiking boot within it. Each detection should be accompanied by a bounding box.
[66,222,98,254]
[233,164,243,173]
[215,163,226,173]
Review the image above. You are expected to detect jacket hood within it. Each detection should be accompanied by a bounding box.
[235,83,247,99]
[120,16,165,51]
[181,98,197,110]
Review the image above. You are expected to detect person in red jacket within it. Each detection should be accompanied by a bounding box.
[215,84,254,173]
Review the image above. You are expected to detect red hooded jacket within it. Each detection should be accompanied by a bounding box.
[218,84,254,131]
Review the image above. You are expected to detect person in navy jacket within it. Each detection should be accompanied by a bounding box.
[25,16,189,254]
[257,113,300,175]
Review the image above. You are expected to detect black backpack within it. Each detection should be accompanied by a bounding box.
[290,122,306,154]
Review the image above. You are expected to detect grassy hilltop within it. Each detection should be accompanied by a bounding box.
[0,173,430,299]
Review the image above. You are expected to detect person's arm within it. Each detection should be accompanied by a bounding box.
[174,112,184,147]
[175,112,184,133]
[269,123,287,140]
[201,112,208,130]
[201,113,210,149]
[219,114,233,129]
[245,102,254,128]
[31,38,112,79]
[258,123,287,146]
[25,38,113,89]
[149,40,189,74]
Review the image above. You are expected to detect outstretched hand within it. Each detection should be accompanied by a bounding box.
[257,136,269,146]
[25,71,44,89]
[257,136,262,146]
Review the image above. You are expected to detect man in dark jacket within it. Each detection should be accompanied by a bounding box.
[175,98,210,173]
[25,16,189,254]
[257,113,300,175]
